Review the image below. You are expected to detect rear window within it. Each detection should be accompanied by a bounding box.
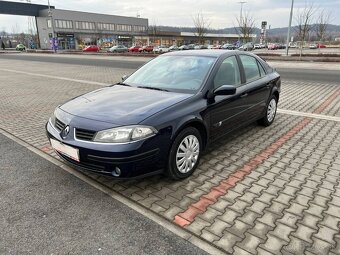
[257,57,274,73]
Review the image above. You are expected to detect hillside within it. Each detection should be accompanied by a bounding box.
[156,24,340,41]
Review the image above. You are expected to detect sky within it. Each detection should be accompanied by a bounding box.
[1,0,340,33]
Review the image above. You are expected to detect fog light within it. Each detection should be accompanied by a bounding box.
[112,167,121,177]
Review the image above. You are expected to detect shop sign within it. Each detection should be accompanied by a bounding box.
[57,33,74,38]
[118,36,131,39]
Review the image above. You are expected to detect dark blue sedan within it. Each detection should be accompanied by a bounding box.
[46,50,280,179]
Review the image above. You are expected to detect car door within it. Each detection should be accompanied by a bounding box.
[208,55,249,141]
[238,54,271,121]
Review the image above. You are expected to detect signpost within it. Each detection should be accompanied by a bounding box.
[260,21,267,44]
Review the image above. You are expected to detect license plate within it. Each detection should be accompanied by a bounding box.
[50,139,80,162]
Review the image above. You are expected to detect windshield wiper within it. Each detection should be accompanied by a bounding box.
[137,86,169,92]
[116,82,131,87]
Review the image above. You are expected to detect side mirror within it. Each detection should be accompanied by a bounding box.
[214,85,236,96]
[121,75,129,81]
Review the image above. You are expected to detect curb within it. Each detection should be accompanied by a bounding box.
[8,50,340,62]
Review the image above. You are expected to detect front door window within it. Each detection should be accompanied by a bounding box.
[213,56,241,90]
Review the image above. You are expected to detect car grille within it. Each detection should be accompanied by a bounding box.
[75,128,96,141]
[55,118,66,131]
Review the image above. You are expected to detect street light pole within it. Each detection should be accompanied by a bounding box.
[48,0,56,52]
[238,1,246,44]
[285,0,294,56]
[238,1,246,21]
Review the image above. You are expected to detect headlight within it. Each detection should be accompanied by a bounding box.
[93,125,157,143]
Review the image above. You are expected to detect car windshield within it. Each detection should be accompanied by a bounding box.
[124,55,216,93]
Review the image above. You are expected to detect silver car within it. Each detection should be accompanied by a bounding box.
[109,45,128,53]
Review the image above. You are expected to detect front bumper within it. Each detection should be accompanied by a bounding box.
[46,120,170,178]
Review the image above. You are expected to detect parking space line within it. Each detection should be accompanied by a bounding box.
[277,109,340,122]
[173,88,340,227]
[0,68,110,86]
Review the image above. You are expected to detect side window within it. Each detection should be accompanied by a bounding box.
[213,56,241,89]
[257,61,266,77]
[240,55,261,82]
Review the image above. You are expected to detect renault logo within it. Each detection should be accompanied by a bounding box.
[61,125,70,139]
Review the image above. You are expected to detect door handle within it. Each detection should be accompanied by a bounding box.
[240,93,248,98]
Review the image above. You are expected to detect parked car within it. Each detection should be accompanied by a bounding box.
[268,43,279,50]
[310,43,326,49]
[212,45,222,49]
[194,45,208,50]
[178,45,189,50]
[317,43,326,48]
[277,44,286,49]
[221,43,236,50]
[83,45,100,52]
[254,44,261,49]
[289,43,297,48]
[108,45,128,53]
[238,43,254,51]
[128,46,142,52]
[153,45,169,53]
[15,43,26,51]
[139,45,154,53]
[46,50,281,180]
[169,45,179,51]
[188,44,196,50]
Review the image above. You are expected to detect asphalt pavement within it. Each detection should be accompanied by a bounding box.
[1,53,339,83]
[0,133,207,255]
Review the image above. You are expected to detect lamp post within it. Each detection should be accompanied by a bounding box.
[238,1,247,43]
[238,1,246,21]
[48,0,56,52]
[285,0,294,56]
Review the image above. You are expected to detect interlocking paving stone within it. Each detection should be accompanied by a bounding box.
[1,56,339,254]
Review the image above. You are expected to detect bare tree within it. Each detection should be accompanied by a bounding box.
[192,12,210,44]
[235,12,256,43]
[148,24,158,45]
[315,9,332,43]
[294,3,317,57]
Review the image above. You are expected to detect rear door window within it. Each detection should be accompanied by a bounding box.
[240,55,261,82]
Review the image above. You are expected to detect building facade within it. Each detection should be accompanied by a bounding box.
[36,9,148,49]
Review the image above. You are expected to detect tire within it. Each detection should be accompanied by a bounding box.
[258,95,278,127]
[166,127,202,180]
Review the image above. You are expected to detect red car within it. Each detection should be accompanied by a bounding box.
[128,46,142,52]
[268,43,278,50]
[83,45,100,52]
[139,45,154,53]
[317,43,326,48]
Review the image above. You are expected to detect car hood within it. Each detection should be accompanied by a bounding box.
[60,85,192,125]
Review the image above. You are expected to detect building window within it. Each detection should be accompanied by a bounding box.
[133,25,145,32]
[116,24,132,32]
[47,19,52,28]
[97,23,115,31]
[55,19,73,29]
[75,21,96,30]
